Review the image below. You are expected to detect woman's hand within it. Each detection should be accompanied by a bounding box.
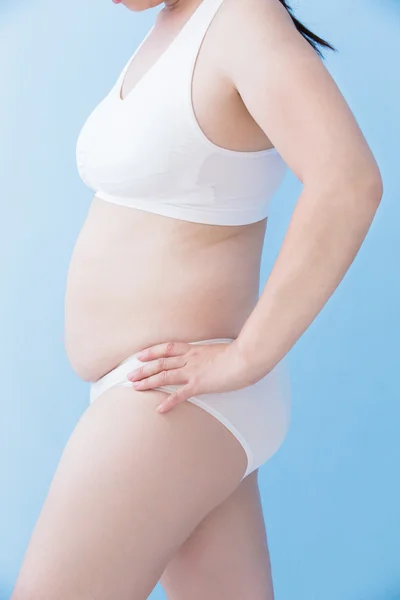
[126,340,255,414]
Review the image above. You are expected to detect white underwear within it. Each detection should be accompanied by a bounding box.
[89,338,291,481]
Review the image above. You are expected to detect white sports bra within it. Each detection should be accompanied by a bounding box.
[75,0,288,226]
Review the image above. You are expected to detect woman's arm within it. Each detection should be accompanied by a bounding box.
[123,0,383,413]
[225,0,383,380]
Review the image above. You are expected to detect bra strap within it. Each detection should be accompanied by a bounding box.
[171,0,226,73]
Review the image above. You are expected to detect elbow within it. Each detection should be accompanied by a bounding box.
[306,161,384,207]
[336,164,384,211]
[363,165,384,206]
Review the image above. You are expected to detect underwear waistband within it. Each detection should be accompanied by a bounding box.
[89,337,236,400]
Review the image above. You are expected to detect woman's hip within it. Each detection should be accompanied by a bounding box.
[89,338,292,480]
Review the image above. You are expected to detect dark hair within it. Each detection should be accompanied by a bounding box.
[278,0,336,58]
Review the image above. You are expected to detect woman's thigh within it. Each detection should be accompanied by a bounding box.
[160,469,274,600]
[11,386,248,600]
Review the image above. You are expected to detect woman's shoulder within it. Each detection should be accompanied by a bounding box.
[217,0,306,84]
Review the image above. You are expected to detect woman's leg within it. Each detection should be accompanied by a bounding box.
[160,469,274,600]
[11,385,248,600]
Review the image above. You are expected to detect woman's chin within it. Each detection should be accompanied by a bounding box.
[113,0,164,10]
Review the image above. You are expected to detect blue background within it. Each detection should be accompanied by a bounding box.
[1,0,399,598]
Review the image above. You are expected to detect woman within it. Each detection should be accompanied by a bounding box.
[12,0,382,598]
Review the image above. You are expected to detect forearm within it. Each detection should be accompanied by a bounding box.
[234,176,382,382]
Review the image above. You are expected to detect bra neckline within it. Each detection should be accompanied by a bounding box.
[118,24,155,102]
[118,0,214,103]
[113,0,280,159]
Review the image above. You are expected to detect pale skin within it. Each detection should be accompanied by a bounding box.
[12,0,382,598]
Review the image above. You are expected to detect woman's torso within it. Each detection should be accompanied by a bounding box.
[65,0,286,383]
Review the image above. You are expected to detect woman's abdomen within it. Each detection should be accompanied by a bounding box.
[64,198,265,383]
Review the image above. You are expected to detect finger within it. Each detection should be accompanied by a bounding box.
[131,368,188,390]
[157,385,194,414]
[126,356,187,381]
[136,341,191,361]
